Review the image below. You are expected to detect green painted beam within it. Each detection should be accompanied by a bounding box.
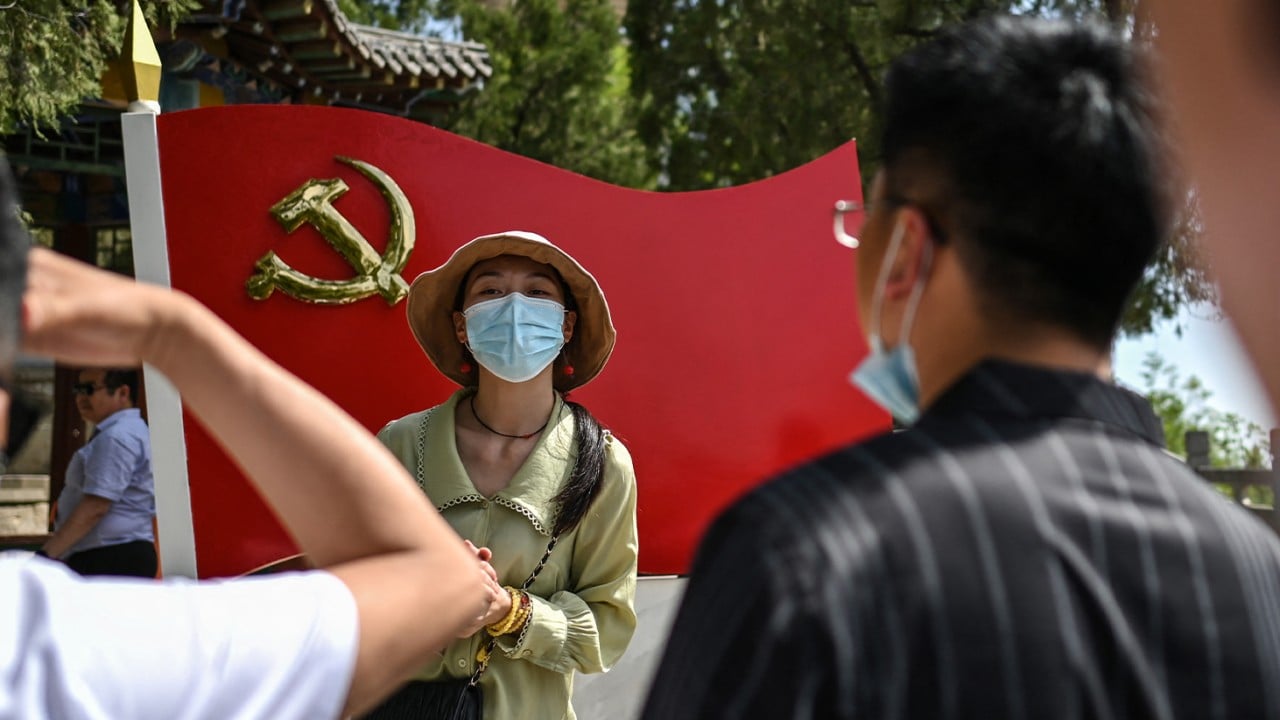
[305,58,359,74]
[318,69,375,81]
[262,0,314,21]
[275,18,327,42]
[3,154,124,177]
[289,40,343,60]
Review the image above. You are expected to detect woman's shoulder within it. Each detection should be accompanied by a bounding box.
[378,407,436,438]
[599,430,636,484]
[572,430,638,536]
[377,393,463,442]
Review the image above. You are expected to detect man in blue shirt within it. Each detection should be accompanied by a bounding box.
[40,367,156,577]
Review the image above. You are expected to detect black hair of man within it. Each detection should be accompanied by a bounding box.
[0,158,29,376]
[102,368,141,406]
[879,16,1167,350]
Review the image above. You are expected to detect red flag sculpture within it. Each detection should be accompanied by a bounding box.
[127,105,886,578]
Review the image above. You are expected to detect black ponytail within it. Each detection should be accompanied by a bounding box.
[551,400,607,536]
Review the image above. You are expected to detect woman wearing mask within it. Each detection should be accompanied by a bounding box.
[368,231,638,720]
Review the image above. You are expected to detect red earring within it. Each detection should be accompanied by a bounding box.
[460,360,473,374]
[563,359,575,377]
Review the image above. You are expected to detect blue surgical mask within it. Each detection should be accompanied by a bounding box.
[850,218,933,425]
[464,293,567,383]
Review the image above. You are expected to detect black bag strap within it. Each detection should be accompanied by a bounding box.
[470,533,558,685]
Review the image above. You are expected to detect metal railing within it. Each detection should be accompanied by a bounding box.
[1185,429,1279,533]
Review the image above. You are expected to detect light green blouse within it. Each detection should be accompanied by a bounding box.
[377,389,639,720]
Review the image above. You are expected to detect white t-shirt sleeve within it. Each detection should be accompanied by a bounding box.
[1,554,359,720]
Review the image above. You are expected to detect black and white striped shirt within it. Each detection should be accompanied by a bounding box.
[642,359,1280,720]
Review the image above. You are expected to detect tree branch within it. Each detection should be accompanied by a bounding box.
[510,74,550,147]
[812,13,881,110]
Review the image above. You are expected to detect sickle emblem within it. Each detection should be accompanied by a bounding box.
[246,156,415,305]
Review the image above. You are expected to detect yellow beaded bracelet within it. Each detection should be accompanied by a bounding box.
[509,602,531,634]
[511,602,531,629]
[487,587,525,636]
[504,589,528,631]
[497,601,530,636]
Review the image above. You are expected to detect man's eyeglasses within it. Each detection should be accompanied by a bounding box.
[832,197,948,248]
[71,382,109,397]
[832,200,863,249]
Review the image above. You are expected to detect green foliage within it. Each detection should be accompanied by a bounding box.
[1141,352,1271,470]
[348,0,652,188]
[0,0,197,134]
[1120,195,1218,337]
[436,0,654,188]
[1,1,122,134]
[627,1,926,190]
[624,0,1120,192]
[336,0,438,32]
[623,0,1214,335]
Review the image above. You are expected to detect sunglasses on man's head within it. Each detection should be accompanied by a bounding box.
[71,382,109,396]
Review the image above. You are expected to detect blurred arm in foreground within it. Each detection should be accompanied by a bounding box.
[1147,0,1280,417]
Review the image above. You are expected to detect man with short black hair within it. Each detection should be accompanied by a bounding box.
[642,15,1280,720]
[42,366,156,576]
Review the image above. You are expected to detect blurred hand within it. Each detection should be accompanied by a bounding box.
[458,540,510,636]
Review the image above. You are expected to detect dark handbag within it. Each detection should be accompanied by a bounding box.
[360,678,481,720]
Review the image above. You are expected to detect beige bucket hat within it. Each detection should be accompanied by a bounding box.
[407,231,616,392]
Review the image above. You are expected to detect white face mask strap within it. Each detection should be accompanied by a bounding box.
[869,216,908,339]
[898,238,933,345]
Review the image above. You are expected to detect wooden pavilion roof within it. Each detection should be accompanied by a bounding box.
[177,0,492,119]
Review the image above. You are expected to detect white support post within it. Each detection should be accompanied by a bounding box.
[122,111,198,578]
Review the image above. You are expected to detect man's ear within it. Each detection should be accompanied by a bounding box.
[880,207,933,301]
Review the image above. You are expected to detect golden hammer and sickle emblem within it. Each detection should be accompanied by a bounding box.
[246,156,415,305]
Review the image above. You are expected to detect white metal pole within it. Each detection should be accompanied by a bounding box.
[122,111,198,578]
